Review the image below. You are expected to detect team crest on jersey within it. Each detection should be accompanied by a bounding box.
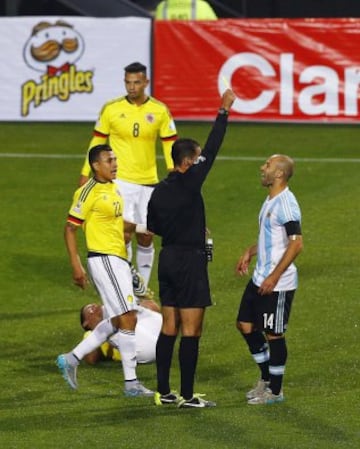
[145,113,155,123]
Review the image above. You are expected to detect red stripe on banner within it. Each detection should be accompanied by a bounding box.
[154,19,360,123]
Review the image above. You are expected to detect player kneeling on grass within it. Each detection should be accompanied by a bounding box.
[80,301,162,365]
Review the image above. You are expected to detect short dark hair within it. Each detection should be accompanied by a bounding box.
[171,138,200,166]
[88,144,112,171]
[124,62,147,75]
[80,305,90,331]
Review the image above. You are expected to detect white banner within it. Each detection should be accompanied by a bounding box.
[0,17,152,121]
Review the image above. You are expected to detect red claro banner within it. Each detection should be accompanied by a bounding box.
[153,19,360,123]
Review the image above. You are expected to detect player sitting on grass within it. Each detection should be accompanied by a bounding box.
[80,297,162,365]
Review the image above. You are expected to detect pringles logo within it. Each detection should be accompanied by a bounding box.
[21,20,94,116]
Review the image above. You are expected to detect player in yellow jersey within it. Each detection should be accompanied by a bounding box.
[57,144,153,397]
[79,62,178,287]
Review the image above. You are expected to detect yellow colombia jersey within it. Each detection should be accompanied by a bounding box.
[83,331,121,361]
[81,96,177,185]
[67,178,127,259]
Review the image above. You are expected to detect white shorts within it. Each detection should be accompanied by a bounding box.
[114,179,154,224]
[87,255,135,318]
[108,305,162,364]
[133,306,162,363]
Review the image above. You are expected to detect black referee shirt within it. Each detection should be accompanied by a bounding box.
[147,113,229,249]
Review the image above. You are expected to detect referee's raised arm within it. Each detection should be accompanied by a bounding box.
[203,88,236,158]
[187,88,236,188]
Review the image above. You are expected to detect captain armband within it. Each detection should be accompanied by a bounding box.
[284,220,302,239]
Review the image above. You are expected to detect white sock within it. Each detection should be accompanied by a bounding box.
[126,241,133,262]
[113,329,137,382]
[73,319,114,360]
[136,243,154,287]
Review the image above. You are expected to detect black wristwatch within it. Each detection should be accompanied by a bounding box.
[218,108,229,116]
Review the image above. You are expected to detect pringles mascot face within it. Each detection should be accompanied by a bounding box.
[23,20,85,75]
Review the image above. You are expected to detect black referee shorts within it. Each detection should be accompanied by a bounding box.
[158,246,212,308]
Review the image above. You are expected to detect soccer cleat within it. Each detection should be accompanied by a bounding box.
[178,394,216,409]
[246,379,270,400]
[247,387,284,405]
[124,381,154,397]
[154,391,180,406]
[56,354,78,390]
[130,265,147,297]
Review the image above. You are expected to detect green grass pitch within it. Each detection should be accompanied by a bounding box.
[0,120,359,449]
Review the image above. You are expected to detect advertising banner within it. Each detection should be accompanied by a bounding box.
[0,17,151,121]
[154,19,360,123]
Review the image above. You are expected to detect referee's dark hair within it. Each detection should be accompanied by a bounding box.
[171,138,200,167]
[88,144,112,170]
[124,61,147,76]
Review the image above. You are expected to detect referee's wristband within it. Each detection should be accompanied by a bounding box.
[218,108,229,116]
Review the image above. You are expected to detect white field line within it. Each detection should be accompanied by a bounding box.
[0,153,360,163]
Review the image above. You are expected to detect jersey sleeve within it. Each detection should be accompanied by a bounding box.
[80,105,111,177]
[67,186,93,225]
[147,194,161,236]
[161,138,175,170]
[278,193,301,226]
[185,113,228,191]
[160,107,177,170]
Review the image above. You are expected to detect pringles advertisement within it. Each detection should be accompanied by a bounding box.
[0,17,151,121]
[22,20,93,117]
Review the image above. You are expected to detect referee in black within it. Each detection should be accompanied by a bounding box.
[147,89,235,408]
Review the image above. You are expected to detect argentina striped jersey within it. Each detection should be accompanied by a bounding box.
[252,187,301,291]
